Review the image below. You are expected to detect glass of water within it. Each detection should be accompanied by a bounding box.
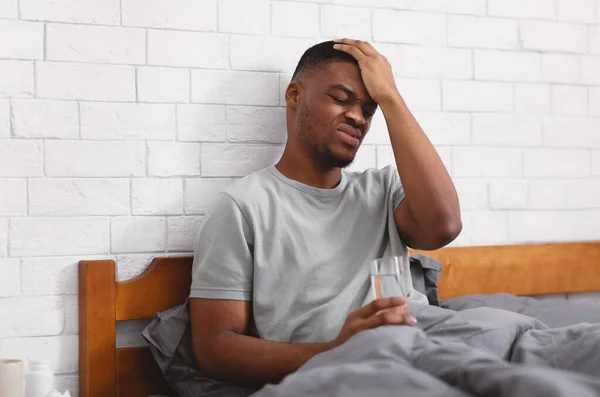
[370,256,407,300]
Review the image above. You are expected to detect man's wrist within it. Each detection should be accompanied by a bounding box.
[377,91,406,114]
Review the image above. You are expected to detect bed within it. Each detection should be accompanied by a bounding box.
[78,241,600,397]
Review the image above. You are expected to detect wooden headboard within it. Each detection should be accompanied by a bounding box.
[78,241,600,397]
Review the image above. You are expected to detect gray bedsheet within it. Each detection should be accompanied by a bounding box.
[253,304,600,397]
[442,292,600,328]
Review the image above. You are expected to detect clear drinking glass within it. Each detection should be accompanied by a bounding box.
[370,256,407,300]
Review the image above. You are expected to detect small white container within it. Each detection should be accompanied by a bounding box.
[25,360,55,397]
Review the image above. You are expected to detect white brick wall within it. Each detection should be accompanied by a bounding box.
[1,0,600,382]
[46,24,145,65]
[12,100,79,139]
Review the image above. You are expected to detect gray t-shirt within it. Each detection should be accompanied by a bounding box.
[190,165,428,344]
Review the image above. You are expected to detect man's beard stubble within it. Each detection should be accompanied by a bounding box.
[298,102,355,169]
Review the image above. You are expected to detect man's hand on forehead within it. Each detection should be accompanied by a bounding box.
[333,38,401,106]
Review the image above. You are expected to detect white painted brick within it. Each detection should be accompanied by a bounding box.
[377,145,452,173]
[111,216,166,253]
[448,16,519,50]
[528,180,567,210]
[488,0,556,19]
[362,111,390,145]
[177,104,227,142]
[47,24,145,65]
[412,112,470,145]
[558,0,596,23]
[218,0,270,35]
[591,26,600,55]
[320,5,371,40]
[20,0,119,24]
[63,296,78,334]
[443,81,513,112]
[566,179,600,209]
[489,180,527,210]
[453,179,489,210]
[0,140,42,177]
[137,67,189,103]
[9,217,109,256]
[12,99,78,139]
[0,179,27,215]
[346,145,377,173]
[230,36,314,73]
[453,147,522,178]
[0,218,7,258]
[543,117,600,148]
[474,50,541,82]
[0,0,17,18]
[167,216,204,252]
[21,257,87,295]
[279,73,292,106]
[509,210,600,243]
[185,178,232,214]
[115,254,154,281]
[542,54,579,84]
[0,20,43,60]
[396,78,441,111]
[0,297,64,338]
[373,10,446,45]
[0,335,78,374]
[376,145,395,168]
[523,148,590,177]
[37,62,135,101]
[29,179,130,216]
[0,60,34,98]
[45,140,145,177]
[515,83,550,115]
[148,30,228,69]
[581,57,600,85]
[551,85,587,116]
[591,88,600,116]
[520,21,588,54]
[0,259,20,297]
[472,114,542,146]
[202,143,283,177]
[132,179,184,215]
[272,2,319,38]
[594,151,600,176]
[191,70,279,106]
[227,106,286,143]
[80,102,175,140]
[406,0,486,15]
[0,100,8,138]
[148,142,200,176]
[122,0,217,31]
[395,46,472,80]
[463,211,509,245]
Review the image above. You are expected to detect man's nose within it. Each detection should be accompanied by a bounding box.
[345,103,365,125]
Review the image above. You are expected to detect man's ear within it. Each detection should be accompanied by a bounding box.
[285,81,302,108]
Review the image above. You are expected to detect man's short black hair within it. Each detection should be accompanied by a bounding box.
[291,40,358,81]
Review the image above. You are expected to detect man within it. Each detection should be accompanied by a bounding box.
[189,39,462,388]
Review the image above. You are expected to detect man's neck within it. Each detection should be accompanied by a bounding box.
[276,151,342,190]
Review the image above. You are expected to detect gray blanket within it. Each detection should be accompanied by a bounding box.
[252,304,600,397]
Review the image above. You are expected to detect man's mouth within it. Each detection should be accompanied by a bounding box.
[336,124,362,147]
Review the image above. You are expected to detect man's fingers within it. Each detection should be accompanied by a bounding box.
[333,42,366,61]
[359,307,417,331]
[334,38,379,57]
[354,296,407,318]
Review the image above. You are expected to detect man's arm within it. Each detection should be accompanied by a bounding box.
[333,39,462,250]
[190,296,414,388]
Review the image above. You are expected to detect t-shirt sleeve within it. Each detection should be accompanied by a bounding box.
[389,166,406,210]
[189,193,253,301]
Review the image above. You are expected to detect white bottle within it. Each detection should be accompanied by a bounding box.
[25,360,55,397]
